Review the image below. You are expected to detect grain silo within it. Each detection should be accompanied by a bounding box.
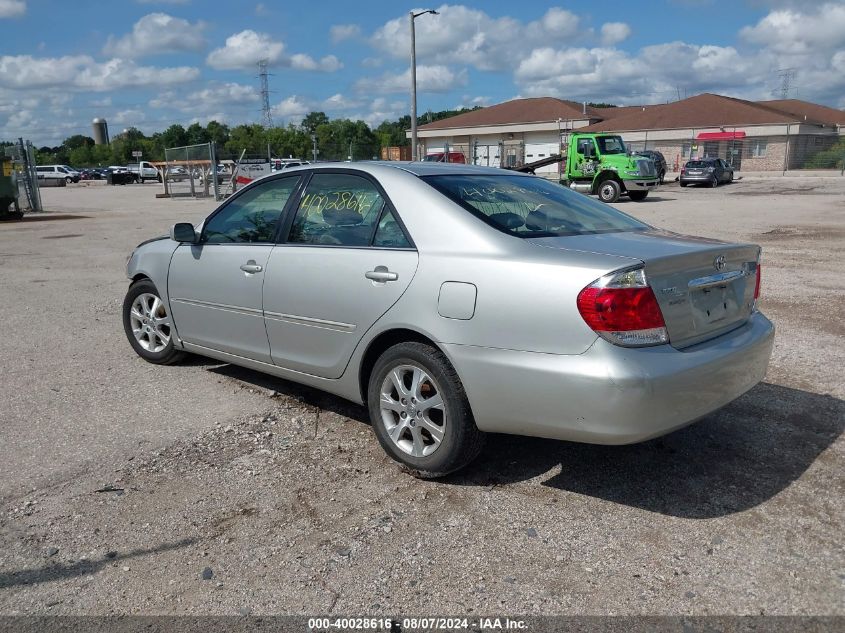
[92,118,110,145]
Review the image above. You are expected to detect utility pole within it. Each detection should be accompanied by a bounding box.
[311,134,317,162]
[258,59,273,127]
[348,140,353,161]
[409,9,438,161]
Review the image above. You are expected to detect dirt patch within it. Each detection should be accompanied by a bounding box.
[752,226,845,242]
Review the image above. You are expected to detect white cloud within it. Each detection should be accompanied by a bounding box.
[271,95,315,121]
[149,81,258,123]
[355,65,468,95]
[330,24,361,44]
[113,109,146,125]
[290,53,343,72]
[206,29,342,73]
[513,42,765,103]
[600,22,631,46]
[0,0,25,18]
[370,6,582,72]
[104,13,207,58]
[0,54,199,91]
[206,30,285,70]
[740,2,845,55]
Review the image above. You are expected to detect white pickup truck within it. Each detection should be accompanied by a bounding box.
[125,161,160,183]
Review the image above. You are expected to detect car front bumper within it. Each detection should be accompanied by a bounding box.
[444,311,774,444]
[624,179,659,191]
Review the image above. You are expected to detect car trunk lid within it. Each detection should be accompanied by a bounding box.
[530,229,760,348]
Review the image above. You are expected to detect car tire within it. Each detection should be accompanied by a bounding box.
[122,279,185,365]
[710,176,719,188]
[628,190,648,201]
[679,181,687,187]
[65,176,72,184]
[597,179,621,203]
[368,342,485,478]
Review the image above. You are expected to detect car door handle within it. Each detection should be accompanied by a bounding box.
[365,266,398,282]
[240,261,263,274]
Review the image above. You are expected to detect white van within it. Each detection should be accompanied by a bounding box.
[36,165,80,183]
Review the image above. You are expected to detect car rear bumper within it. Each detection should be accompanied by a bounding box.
[443,311,774,444]
[680,174,716,184]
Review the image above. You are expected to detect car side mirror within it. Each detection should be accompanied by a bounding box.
[170,222,198,243]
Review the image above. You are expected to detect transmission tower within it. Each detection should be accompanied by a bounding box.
[776,68,797,99]
[258,59,273,127]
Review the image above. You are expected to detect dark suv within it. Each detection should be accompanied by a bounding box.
[633,150,667,183]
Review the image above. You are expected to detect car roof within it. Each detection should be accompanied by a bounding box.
[302,161,529,178]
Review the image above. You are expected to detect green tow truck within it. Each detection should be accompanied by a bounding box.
[516,133,659,203]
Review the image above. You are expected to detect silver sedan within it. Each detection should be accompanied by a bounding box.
[123,162,774,477]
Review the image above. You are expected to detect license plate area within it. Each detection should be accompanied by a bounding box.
[690,283,743,327]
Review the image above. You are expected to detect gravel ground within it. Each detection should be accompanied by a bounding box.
[0,177,842,617]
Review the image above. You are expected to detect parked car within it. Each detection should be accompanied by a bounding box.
[680,158,734,187]
[35,164,80,183]
[163,166,190,182]
[272,159,310,171]
[633,150,667,183]
[123,163,773,477]
[198,165,232,185]
[105,166,134,185]
[423,152,466,164]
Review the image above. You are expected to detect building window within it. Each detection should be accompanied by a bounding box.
[681,143,691,158]
[747,139,767,158]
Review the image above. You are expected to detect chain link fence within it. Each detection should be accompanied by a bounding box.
[163,142,224,199]
[4,139,41,214]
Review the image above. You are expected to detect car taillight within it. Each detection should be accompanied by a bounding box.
[752,262,761,311]
[577,267,668,347]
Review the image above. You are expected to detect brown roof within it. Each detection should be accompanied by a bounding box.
[592,105,647,119]
[759,99,845,127]
[418,97,600,130]
[581,93,805,132]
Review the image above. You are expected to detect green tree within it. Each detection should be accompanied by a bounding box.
[301,111,329,135]
[68,145,95,166]
[205,121,230,147]
[186,123,210,146]
[63,135,95,151]
[225,124,268,157]
[160,124,189,150]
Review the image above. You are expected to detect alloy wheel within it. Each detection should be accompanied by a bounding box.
[379,364,447,458]
[129,292,172,353]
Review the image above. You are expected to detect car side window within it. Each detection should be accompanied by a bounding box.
[288,173,385,246]
[202,176,298,244]
[373,208,411,248]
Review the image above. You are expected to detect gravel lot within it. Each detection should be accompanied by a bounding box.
[0,177,843,617]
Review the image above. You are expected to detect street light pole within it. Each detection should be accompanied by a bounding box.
[410,9,438,162]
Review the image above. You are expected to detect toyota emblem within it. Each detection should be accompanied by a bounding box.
[714,255,727,271]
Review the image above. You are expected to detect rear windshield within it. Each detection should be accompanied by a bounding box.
[685,161,709,167]
[422,174,649,238]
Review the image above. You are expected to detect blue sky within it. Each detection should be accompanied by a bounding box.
[1,0,844,144]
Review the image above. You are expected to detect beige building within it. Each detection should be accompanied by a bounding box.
[413,94,845,175]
